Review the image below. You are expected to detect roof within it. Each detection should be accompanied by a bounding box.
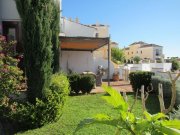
[111,41,118,45]
[140,44,162,48]
[130,41,148,46]
[124,47,130,50]
[61,17,97,30]
[60,36,109,51]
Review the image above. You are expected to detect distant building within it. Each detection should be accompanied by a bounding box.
[124,41,164,61]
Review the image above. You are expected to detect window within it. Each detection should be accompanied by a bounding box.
[132,52,133,54]
[128,52,129,55]
[95,33,99,37]
[141,51,142,54]
[156,49,160,56]
[137,51,138,54]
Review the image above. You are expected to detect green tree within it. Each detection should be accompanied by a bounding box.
[171,59,180,71]
[15,0,60,103]
[111,47,125,64]
[133,56,141,64]
[51,1,60,73]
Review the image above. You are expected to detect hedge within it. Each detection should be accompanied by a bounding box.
[129,71,154,93]
[68,73,81,94]
[151,76,180,107]
[68,74,95,94]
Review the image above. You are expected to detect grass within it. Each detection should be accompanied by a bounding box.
[16,93,160,135]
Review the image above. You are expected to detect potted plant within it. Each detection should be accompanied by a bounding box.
[113,71,120,81]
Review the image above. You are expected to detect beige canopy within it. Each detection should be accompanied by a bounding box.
[60,36,109,51]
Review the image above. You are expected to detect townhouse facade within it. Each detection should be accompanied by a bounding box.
[124,41,164,61]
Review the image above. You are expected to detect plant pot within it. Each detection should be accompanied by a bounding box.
[113,74,119,81]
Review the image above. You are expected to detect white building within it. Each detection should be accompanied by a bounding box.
[0,0,115,79]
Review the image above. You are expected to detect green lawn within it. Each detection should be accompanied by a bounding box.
[16,93,160,135]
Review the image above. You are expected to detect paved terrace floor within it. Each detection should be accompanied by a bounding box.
[91,80,133,94]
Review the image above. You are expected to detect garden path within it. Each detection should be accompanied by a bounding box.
[91,80,133,93]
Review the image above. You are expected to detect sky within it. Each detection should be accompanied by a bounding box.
[62,0,180,58]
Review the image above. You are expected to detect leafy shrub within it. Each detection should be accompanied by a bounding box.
[0,35,16,56]
[0,73,70,131]
[133,56,141,64]
[171,59,180,71]
[129,71,154,92]
[111,47,125,64]
[68,73,81,94]
[176,80,180,106]
[79,75,95,94]
[151,76,172,107]
[0,36,24,103]
[11,91,65,130]
[49,73,70,96]
[151,76,172,96]
[151,76,180,107]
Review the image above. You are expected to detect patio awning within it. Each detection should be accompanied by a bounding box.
[60,36,109,51]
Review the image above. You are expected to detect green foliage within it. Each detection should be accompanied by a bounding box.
[0,35,16,56]
[51,1,60,73]
[15,0,59,103]
[0,36,24,103]
[9,92,65,130]
[68,73,81,94]
[68,74,95,94]
[151,76,180,107]
[80,75,96,94]
[151,76,172,95]
[49,73,70,96]
[133,56,141,64]
[0,55,24,101]
[176,81,180,106]
[0,73,70,131]
[169,105,180,120]
[77,85,180,135]
[171,59,180,71]
[111,47,125,64]
[129,71,154,92]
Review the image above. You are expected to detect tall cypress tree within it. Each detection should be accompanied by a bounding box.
[51,0,60,73]
[15,0,55,103]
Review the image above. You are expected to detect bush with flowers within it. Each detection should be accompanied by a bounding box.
[0,35,24,104]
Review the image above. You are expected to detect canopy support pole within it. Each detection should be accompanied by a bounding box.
[108,36,110,86]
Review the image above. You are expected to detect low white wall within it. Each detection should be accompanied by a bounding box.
[127,63,172,72]
[60,51,115,79]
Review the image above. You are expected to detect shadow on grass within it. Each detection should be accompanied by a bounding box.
[102,91,161,114]
[145,94,160,114]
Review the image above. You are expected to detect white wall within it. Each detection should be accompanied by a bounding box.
[60,50,115,79]
[60,51,95,73]
[60,18,97,37]
[0,0,20,21]
[93,56,115,79]
[126,63,172,72]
